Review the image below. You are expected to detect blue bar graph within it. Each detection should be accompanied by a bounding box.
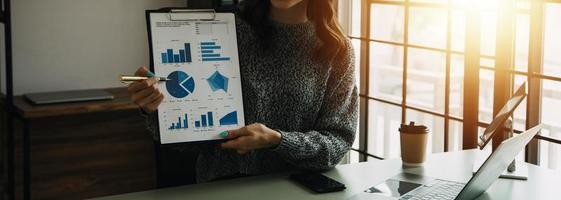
[168,113,189,130]
[194,112,215,128]
[201,46,221,50]
[208,112,214,126]
[202,57,231,62]
[200,41,230,62]
[202,54,221,58]
[167,49,174,63]
[200,42,216,46]
[161,43,192,64]
[162,53,168,63]
[201,115,207,127]
[179,50,186,62]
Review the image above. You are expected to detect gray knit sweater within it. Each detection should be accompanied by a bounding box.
[145,16,358,183]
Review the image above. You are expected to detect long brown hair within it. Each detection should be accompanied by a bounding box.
[240,0,349,64]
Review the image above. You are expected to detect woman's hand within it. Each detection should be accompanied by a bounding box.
[221,123,282,155]
[127,67,164,113]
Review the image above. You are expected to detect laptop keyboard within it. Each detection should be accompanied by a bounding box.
[399,179,465,200]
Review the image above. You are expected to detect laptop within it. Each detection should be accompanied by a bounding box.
[478,82,526,149]
[25,89,114,105]
[354,124,542,200]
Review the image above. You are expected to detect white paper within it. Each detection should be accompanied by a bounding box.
[149,12,245,144]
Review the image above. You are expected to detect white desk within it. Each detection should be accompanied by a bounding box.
[94,150,561,200]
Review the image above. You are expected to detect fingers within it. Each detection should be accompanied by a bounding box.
[134,66,150,76]
[131,84,156,102]
[126,74,163,113]
[143,92,164,113]
[227,126,251,138]
[128,78,158,94]
[221,136,250,150]
[137,89,163,110]
[220,123,267,153]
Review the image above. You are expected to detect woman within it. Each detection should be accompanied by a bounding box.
[128,0,358,183]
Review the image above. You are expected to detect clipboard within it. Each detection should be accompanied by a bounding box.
[146,8,246,145]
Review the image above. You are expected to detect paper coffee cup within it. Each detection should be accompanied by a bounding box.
[399,122,429,167]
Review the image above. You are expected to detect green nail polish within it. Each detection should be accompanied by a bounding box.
[147,71,155,77]
[219,131,229,138]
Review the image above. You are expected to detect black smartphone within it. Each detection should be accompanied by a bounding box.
[289,172,346,193]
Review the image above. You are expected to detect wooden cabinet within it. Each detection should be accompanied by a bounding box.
[7,88,158,199]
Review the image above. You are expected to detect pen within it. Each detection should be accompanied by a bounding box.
[120,75,171,84]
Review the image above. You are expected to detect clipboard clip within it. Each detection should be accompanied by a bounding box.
[168,9,216,21]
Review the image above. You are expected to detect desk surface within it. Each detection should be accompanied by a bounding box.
[95,150,561,200]
[13,87,137,118]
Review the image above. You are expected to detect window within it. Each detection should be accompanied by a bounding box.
[341,0,561,170]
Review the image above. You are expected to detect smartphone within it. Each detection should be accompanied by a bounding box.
[289,172,346,193]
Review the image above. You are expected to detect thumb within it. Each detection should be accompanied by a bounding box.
[135,66,150,76]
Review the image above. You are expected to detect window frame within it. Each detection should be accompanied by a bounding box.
[347,0,561,165]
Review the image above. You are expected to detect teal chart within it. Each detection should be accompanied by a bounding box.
[149,11,245,144]
[207,71,229,92]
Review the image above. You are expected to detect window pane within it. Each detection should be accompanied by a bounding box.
[406,109,445,154]
[367,101,402,159]
[539,132,561,170]
[369,42,403,101]
[544,3,561,78]
[448,120,464,151]
[541,79,561,171]
[515,14,529,72]
[370,4,404,43]
[451,10,466,53]
[350,150,360,164]
[481,58,495,68]
[351,0,362,36]
[542,79,561,133]
[513,75,527,132]
[450,55,465,117]
[351,39,362,90]
[411,0,447,3]
[408,7,447,49]
[480,11,497,57]
[516,0,531,10]
[453,0,499,10]
[407,48,446,113]
[479,69,494,123]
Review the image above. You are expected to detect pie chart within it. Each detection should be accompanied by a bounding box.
[166,71,195,98]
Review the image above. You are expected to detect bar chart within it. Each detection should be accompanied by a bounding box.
[168,113,189,130]
[161,43,192,64]
[200,42,231,62]
[195,112,215,128]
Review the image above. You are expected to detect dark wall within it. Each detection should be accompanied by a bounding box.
[187,0,238,9]
[186,0,215,8]
[0,96,5,199]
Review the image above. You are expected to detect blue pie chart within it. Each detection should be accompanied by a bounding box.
[166,71,195,98]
